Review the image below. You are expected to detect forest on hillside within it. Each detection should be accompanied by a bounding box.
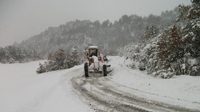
[0,1,199,78]
[0,6,180,63]
[14,6,178,58]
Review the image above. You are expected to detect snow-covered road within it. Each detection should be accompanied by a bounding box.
[1,56,200,112]
[72,75,198,112]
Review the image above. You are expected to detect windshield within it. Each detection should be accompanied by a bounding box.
[89,49,97,57]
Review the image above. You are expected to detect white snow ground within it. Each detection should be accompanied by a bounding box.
[109,56,200,110]
[0,56,200,112]
[0,61,91,112]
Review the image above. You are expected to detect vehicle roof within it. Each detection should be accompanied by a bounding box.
[89,46,98,49]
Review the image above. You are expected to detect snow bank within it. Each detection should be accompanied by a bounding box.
[108,56,200,110]
[0,61,91,112]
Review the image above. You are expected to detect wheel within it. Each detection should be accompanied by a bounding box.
[103,65,107,76]
[84,62,89,77]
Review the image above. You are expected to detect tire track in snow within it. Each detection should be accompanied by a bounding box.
[72,76,150,112]
[71,74,199,112]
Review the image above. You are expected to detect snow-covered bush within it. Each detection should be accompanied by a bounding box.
[127,63,136,69]
[152,69,174,79]
[36,49,68,74]
[36,47,81,74]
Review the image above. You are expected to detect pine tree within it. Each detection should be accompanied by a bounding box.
[68,46,79,68]
[178,1,200,57]
[157,24,183,74]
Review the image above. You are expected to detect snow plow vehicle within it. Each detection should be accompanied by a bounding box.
[84,46,111,77]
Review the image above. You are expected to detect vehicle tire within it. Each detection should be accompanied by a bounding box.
[103,65,107,76]
[84,62,89,77]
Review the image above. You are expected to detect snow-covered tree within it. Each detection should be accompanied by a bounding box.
[36,49,67,74]
[0,45,40,63]
[36,47,82,74]
[157,24,183,68]
[124,1,200,78]
[178,1,200,58]
[68,46,80,68]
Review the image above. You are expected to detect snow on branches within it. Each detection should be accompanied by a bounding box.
[36,47,80,74]
[124,1,200,78]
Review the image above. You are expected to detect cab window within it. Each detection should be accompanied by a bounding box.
[90,49,97,57]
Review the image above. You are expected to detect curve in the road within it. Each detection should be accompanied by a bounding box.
[71,74,199,112]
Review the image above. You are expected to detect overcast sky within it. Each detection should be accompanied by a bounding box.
[0,0,191,47]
